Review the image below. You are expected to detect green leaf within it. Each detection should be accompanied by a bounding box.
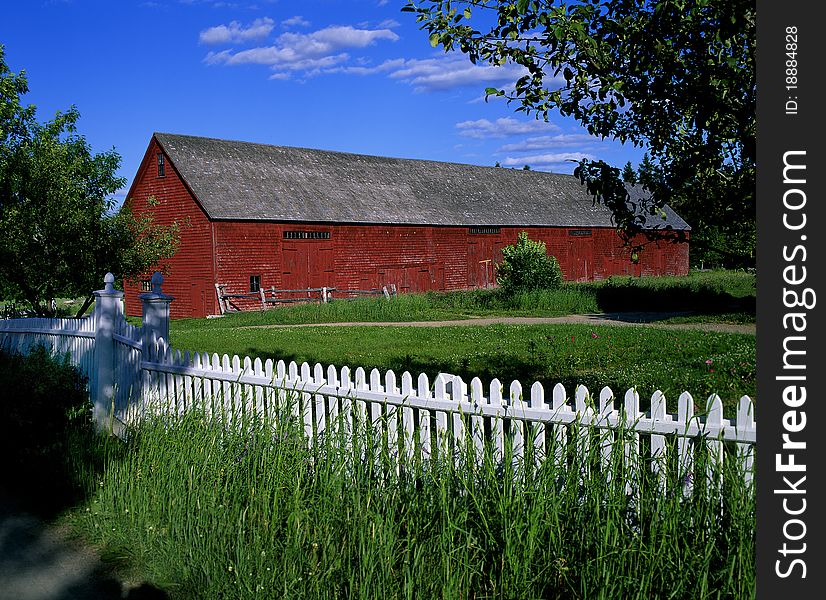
[429,32,441,47]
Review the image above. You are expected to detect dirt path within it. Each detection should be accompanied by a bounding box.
[0,490,167,600]
[241,312,755,335]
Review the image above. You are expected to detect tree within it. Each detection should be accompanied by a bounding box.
[496,231,563,293]
[0,46,178,316]
[404,0,756,267]
[621,161,636,185]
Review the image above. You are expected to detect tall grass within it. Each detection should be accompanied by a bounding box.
[76,406,755,599]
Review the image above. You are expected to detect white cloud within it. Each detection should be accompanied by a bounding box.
[455,117,558,139]
[199,17,274,45]
[282,15,310,28]
[302,26,399,49]
[497,134,596,152]
[205,25,399,78]
[389,55,526,92]
[500,152,595,168]
[331,54,527,93]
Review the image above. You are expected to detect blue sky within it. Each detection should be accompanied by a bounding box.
[2,0,645,204]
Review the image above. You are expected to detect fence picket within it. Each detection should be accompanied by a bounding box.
[433,375,449,458]
[598,387,615,485]
[737,396,756,488]
[253,358,265,421]
[705,394,725,494]
[326,364,340,437]
[677,391,695,498]
[210,354,222,428]
[385,370,399,460]
[313,363,326,440]
[650,390,667,494]
[417,373,432,461]
[529,382,547,467]
[401,372,415,462]
[242,356,253,429]
[623,388,641,499]
[182,350,194,416]
[551,383,568,472]
[354,367,368,449]
[510,380,525,469]
[470,378,486,464]
[369,369,384,457]
[452,376,468,460]
[574,386,591,484]
[489,379,505,462]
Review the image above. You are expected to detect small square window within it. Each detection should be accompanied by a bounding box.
[140,280,152,292]
[250,275,261,293]
[157,153,165,177]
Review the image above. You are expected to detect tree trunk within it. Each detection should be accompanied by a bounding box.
[74,294,95,319]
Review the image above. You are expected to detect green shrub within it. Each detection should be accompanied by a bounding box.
[496,231,563,293]
[0,345,94,507]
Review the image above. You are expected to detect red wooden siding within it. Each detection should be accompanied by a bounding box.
[122,139,217,318]
[203,223,688,316]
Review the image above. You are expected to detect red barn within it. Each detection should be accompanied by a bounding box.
[123,133,690,319]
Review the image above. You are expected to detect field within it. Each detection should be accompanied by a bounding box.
[166,271,756,416]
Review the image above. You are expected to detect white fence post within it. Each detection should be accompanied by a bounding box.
[140,272,174,346]
[92,273,123,430]
[139,272,174,412]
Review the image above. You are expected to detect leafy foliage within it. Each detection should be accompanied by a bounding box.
[0,45,178,316]
[404,0,756,267]
[0,346,93,508]
[496,231,563,293]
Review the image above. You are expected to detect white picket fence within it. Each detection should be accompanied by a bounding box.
[0,273,756,495]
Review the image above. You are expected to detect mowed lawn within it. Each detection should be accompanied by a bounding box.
[169,321,755,417]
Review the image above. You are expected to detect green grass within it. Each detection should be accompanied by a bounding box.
[169,323,755,417]
[1,341,755,600]
[172,270,754,329]
[71,410,756,599]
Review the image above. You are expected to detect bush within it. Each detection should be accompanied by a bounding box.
[496,231,563,294]
[0,345,93,507]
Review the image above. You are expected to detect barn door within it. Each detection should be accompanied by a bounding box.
[467,238,503,288]
[281,242,335,299]
[567,235,594,281]
[190,278,209,317]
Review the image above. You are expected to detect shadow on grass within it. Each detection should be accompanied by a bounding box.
[591,279,756,315]
[0,347,169,599]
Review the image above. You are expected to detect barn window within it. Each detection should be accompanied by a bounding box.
[283,230,331,240]
[157,153,165,177]
[250,275,261,293]
[469,226,500,235]
[140,280,152,292]
[568,229,592,237]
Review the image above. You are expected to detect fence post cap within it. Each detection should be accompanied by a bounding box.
[151,271,164,294]
[94,272,123,298]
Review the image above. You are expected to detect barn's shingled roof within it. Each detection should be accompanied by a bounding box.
[153,132,690,230]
